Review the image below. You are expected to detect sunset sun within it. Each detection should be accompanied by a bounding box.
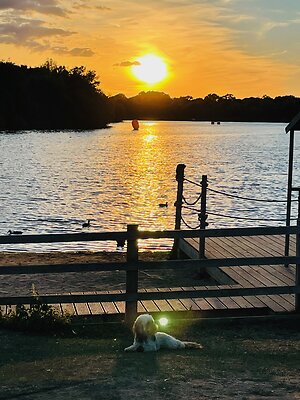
[131,54,167,84]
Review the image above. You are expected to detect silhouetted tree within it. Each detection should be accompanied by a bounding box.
[0,60,108,130]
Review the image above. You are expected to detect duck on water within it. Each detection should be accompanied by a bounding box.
[7,230,23,235]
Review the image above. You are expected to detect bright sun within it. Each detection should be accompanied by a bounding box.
[132,54,167,84]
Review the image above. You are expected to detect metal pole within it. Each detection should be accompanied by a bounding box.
[285,129,295,263]
[199,175,208,259]
[125,224,139,325]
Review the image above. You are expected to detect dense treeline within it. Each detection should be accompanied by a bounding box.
[1,60,300,130]
[109,91,300,123]
[0,61,109,129]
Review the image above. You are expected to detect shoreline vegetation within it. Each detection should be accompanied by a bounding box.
[1,60,300,130]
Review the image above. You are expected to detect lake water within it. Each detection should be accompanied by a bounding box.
[1,120,299,251]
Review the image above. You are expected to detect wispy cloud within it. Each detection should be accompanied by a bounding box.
[72,1,111,11]
[0,18,75,44]
[54,46,95,56]
[114,60,141,67]
[0,0,67,16]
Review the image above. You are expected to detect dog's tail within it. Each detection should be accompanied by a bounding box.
[183,341,203,349]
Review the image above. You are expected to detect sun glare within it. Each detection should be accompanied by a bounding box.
[132,54,167,84]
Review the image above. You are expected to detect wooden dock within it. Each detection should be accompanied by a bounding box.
[179,234,296,315]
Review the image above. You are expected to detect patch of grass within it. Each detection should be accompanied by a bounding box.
[0,317,299,399]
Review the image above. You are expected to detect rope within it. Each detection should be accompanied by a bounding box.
[182,192,202,206]
[183,178,202,188]
[181,215,200,230]
[208,187,296,203]
[182,205,200,213]
[207,210,296,222]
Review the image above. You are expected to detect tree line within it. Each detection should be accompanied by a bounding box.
[1,60,300,130]
[109,91,300,124]
[0,60,109,130]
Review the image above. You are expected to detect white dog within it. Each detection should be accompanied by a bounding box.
[124,314,203,352]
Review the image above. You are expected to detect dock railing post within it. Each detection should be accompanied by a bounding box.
[125,224,139,325]
[172,164,186,258]
[285,129,295,266]
[199,175,208,259]
[296,191,300,312]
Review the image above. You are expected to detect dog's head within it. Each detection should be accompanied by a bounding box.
[132,314,158,343]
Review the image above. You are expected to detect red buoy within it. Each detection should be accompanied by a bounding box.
[132,119,139,130]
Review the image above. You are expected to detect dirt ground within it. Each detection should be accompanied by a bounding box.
[1,376,298,400]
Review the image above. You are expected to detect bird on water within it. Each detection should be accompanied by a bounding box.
[159,202,168,208]
[82,219,91,228]
[7,230,23,235]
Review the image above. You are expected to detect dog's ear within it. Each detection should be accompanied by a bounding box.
[133,319,147,343]
[146,319,158,336]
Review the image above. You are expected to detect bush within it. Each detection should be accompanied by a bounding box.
[0,286,71,334]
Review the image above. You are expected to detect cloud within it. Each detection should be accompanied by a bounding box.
[0,0,67,16]
[0,15,96,57]
[114,60,141,67]
[72,2,111,11]
[0,18,75,44]
[54,46,95,56]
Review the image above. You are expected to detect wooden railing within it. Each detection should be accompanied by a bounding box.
[0,224,300,323]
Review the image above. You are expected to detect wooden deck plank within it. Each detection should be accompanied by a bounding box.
[61,302,75,317]
[181,287,203,311]
[86,291,105,315]
[101,291,119,314]
[139,288,160,312]
[280,294,295,306]
[108,290,125,314]
[145,288,174,312]
[257,295,288,313]
[158,287,187,311]
[71,292,90,316]
[217,285,255,309]
[184,287,214,310]
[205,296,227,310]
[241,295,267,309]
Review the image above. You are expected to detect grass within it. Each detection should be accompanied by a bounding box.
[0,316,299,399]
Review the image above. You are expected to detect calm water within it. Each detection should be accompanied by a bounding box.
[1,121,299,251]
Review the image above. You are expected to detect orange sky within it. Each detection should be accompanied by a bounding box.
[1,0,300,98]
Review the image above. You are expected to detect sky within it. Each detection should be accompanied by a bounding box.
[1,0,300,98]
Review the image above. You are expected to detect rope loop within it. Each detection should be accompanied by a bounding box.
[182,192,202,206]
[180,216,200,230]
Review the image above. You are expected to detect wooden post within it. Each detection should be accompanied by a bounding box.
[174,164,186,230]
[199,175,208,259]
[125,224,139,325]
[172,164,186,258]
[285,129,295,265]
[296,191,300,312]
